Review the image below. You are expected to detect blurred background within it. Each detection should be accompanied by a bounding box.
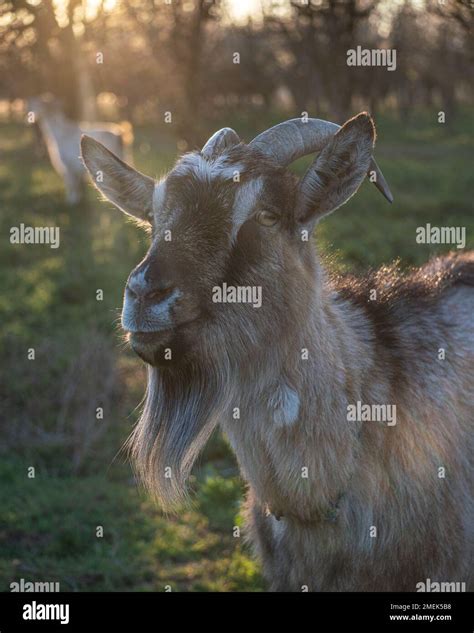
[0,0,472,591]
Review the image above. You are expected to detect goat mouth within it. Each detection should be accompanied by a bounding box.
[126,317,198,343]
[128,331,173,366]
[127,329,175,359]
[127,319,201,366]
[128,330,171,344]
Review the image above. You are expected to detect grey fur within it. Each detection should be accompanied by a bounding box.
[81,113,473,592]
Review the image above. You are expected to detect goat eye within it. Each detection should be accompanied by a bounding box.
[256,210,279,227]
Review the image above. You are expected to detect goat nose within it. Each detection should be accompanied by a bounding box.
[126,270,174,303]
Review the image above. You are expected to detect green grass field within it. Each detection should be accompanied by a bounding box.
[0,111,472,591]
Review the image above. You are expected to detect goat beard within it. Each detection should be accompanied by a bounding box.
[126,359,232,510]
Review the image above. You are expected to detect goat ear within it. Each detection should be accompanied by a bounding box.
[295,112,375,228]
[80,135,154,220]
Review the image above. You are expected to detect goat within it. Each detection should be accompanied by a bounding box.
[28,96,133,205]
[81,113,473,591]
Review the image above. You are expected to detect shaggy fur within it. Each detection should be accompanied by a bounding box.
[81,114,473,592]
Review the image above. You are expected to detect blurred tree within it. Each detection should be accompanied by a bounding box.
[122,0,219,145]
[266,0,379,121]
[0,0,85,117]
[432,0,474,37]
[0,0,471,130]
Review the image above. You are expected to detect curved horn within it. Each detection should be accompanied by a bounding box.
[250,118,339,166]
[201,127,240,160]
[249,118,393,203]
[369,157,393,203]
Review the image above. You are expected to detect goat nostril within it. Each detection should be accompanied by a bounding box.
[145,286,174,303]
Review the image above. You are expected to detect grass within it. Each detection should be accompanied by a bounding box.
[0,456,259,592]
[0,110,472,592]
